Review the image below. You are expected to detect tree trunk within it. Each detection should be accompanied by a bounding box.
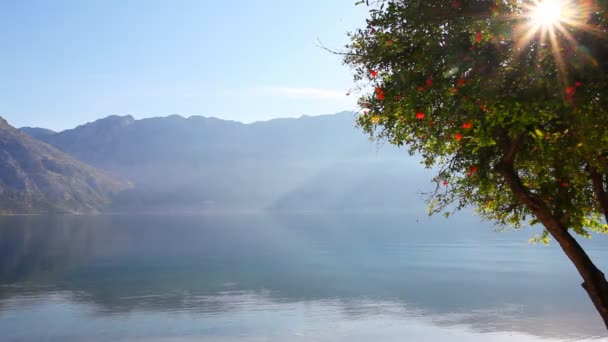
[496,160,608,329]
[549,226,608,330]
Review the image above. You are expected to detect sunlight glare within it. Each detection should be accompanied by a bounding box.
[531,0,563,27]
[513,0,601,85]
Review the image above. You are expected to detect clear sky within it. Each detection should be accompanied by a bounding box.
[0,1,367,131]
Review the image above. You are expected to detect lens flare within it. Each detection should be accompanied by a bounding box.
[530,0,563,27]
[512,0,600,84]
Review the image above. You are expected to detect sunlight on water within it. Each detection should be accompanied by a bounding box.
[0,214,607,341]
[0,291,604,342]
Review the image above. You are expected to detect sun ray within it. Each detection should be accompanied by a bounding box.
[511,0,603,88]
[548,24,569,85]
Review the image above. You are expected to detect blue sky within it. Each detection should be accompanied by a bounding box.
[0,1,367,130]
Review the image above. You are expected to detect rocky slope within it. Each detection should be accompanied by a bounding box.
[0,117,129,213]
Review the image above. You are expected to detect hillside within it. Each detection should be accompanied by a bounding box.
[19,127,56,140]
[0,117,129,213]
[24,112,427,212]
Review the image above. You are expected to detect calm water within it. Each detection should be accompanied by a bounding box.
[0,213,607,341]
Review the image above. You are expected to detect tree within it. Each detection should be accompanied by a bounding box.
[343,0,608,328]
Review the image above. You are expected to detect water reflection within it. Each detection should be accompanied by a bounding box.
[0,214,606,340]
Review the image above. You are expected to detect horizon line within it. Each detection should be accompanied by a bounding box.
[15,110,359,132]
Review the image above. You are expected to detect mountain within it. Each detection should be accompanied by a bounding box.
[36,112,387,166]
[0,117,129,214]
[26,112,429,212]
[19,127,56,140]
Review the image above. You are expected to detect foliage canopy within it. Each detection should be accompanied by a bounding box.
[345,0,608,241]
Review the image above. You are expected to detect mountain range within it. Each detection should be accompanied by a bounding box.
[0,117,128,214]
[8,112,427,213]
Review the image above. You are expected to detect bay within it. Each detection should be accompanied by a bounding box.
[0,213,606,341]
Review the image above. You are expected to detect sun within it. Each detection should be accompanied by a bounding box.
[512,0,600,84]
[530,0,563,27]
[515,0,598,48]
[515,0,585,49]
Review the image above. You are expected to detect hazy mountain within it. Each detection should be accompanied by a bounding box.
[19,127,56,140]
[37,112,390,166]
[26,112,429,212]
[0,117,129,214]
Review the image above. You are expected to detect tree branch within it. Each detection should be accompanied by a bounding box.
[493,133,559,227]
[589,166,608,224]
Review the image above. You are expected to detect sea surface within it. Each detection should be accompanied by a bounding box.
[0,213,607,341]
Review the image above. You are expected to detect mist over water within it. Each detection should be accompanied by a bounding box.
[0,213,606,341]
